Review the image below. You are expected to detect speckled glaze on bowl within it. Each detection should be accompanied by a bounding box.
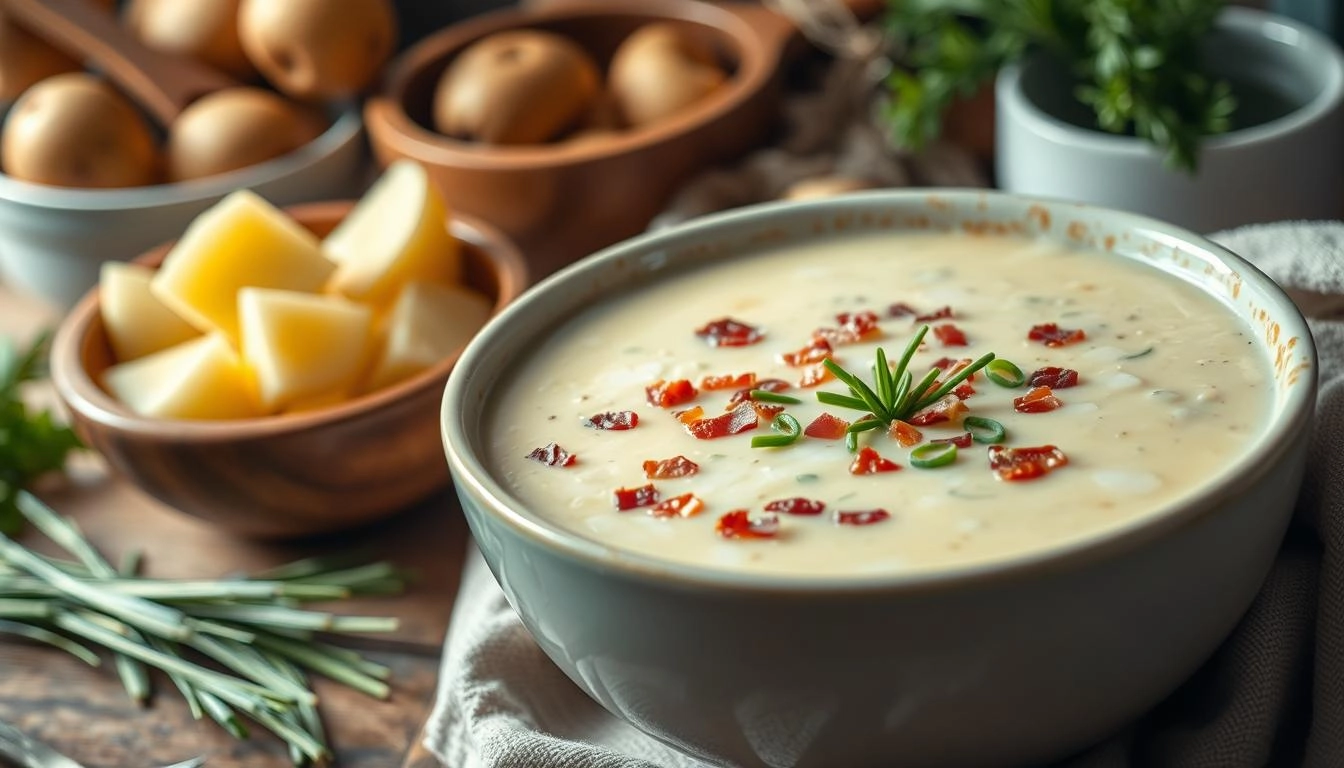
[52,200,528,540]
[0,107,366,311]
[441,190,1315,767]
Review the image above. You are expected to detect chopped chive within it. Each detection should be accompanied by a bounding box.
[915,352,995,410]
[845,418,886,434]
[1122,346,1155,360]
[905,367,942,411]
[749,390,801,405]
[910,442,958,468]
[751,413,802,449]
[796,473,819,483]
[816,391,869,411]
[985,358,1026,388]
[873,348,892,410]
[963,416,1006,444]
[822,358,887,418]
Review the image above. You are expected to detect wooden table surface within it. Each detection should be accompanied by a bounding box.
[0,284,465,767]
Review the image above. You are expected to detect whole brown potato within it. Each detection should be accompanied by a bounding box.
[166,87,324,181]
[608,23,726,128]
[2,73,159,188]
[433,30,600,145]
[238,0,396,100]
[124,0,255,79]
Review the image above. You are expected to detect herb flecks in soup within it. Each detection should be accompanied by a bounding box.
[489,232,1270,576]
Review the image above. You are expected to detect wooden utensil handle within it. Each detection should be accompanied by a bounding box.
[3,0,239,125]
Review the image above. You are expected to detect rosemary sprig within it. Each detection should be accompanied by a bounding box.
[0,333,82,535]
[0,491,404,765]
[815,325,995,435]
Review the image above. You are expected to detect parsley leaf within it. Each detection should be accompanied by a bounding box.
[0,333,82,534]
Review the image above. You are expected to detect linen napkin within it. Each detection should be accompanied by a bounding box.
[425,220,1344,768]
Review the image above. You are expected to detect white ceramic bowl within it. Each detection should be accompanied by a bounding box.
[0,107,366,310]
[441,190,1316,767]
[996,7,1344,233]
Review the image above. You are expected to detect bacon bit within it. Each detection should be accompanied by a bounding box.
[646,379,697,408]
[887,419,923,446]
[642,455,700,479]
[780,337,833,367]
[700,372,756,391]
[1028,323,1087,347]
[686,402,759,439]
[798,362,835,388]
[649,493,704,519]
[726,378,791,409]
[751,402,785,420]
[764,497,826,516]
[835,509,891,526]
[933,357,977,382]
[1014,386,1063,414]
[525,442,576,467]
[696,317,764,347]
[849,446,901,475]
[933,323,968,347]
[908,394,969,426]
[953,383,976,399]
[674,406,704,425]
[715,509,780,539]
[815,310,881,345]
[584,411,639,430]
[915,306,953,323]
[613,483,659,510]
[805,413,850,440]
[988,444,1069,481]
[930,356,958,370]
[932,432,973,448]
[887,302,918,318]
[1029,366,1080,389]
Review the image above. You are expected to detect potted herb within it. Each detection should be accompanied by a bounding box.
[882,0,1344,232]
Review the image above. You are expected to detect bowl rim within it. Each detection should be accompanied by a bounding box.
[364,0,791,170]
[50,200,529,440]
[0,107,364,212]
[995,6,1344,157]
[441,188,1317,595]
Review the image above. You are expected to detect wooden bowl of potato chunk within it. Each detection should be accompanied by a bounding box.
[49,187,528,539]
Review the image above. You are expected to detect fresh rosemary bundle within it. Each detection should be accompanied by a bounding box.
[0,492,403,766]
[883,0,1238,172]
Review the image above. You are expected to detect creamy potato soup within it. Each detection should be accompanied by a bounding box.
[486,232,1270,576]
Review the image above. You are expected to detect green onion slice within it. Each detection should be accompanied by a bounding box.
[963,416,1006,444]
[985,359,1026,388]
[751,413,803,449]
[910,442,957,468]
[750,390,802,405]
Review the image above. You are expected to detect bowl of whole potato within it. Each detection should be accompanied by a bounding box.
[48,160,529,539]
[0,0,397,310]
[364,0,799,276]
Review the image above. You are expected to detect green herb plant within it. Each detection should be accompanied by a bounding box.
[0,493,404,766]
[883,0,1238,172]
[0,333,82,535]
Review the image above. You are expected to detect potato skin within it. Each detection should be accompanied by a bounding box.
[608,23,726,128]
[2,73,159,188]
[433,30,600,145]
[238,0,396,99]
[167,88,323,182]
[124,0,255,80]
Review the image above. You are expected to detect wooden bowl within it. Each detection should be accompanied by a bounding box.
[363,0,799,277]
[48,200,529,539]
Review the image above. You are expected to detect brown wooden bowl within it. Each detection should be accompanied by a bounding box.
[48,200,529,539]
[363,0,799,277]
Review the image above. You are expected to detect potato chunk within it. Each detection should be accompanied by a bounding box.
[102,334,261,420]
[152,190,335,345]
[99,261,200,362]
[238,287,373,411]
[324,160,461,309]
[365,280,491,392]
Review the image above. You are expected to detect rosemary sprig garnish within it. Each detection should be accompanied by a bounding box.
[0,491,404,765]
[816,325,995,439]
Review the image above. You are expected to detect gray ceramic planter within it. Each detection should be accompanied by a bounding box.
[441,190,1316,767]
[996,7,1344,233]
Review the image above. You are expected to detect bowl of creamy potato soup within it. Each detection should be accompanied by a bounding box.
[441,190,1315,768]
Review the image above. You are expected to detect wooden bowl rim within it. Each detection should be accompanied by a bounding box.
[50,199,529,441]
[363,0,795,170]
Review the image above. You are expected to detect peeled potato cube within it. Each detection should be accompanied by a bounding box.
[365,280,492,392]
[238,287,373,411]
[99,261,201,362]
[152,190,335,345]
[324,160,461,309]
[102,334,261,420]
